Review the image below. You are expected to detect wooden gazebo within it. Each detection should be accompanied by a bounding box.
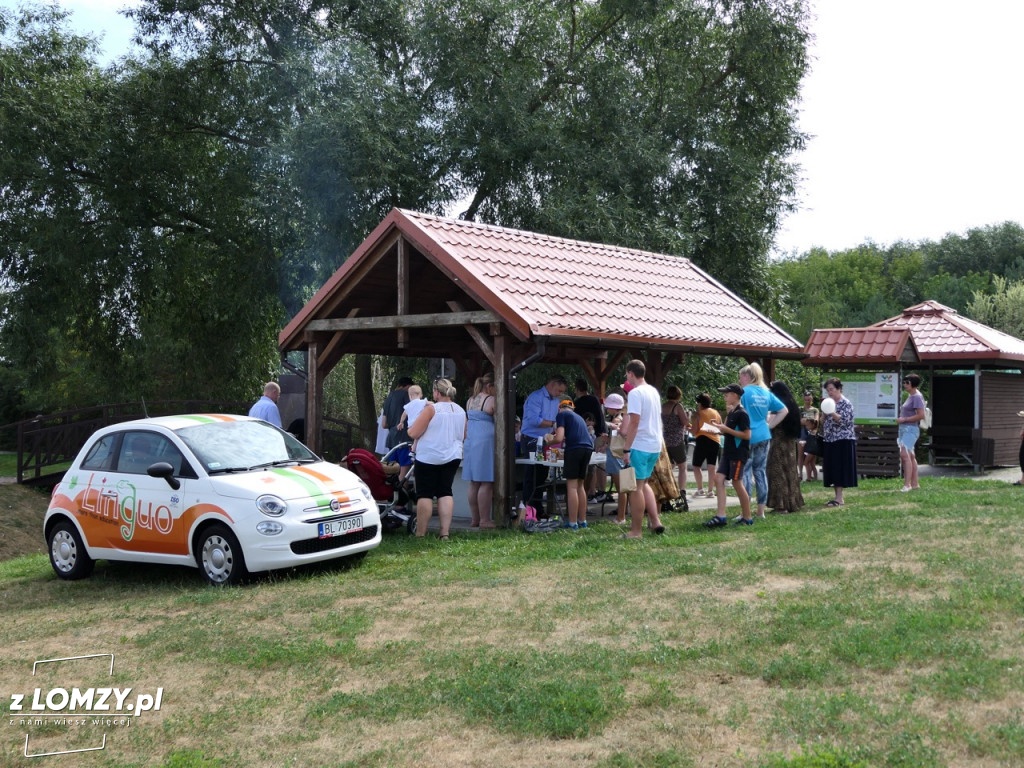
[804,301,1024,473]
[279,208,805,518]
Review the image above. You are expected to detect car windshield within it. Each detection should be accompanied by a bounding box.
[176,420,318,473]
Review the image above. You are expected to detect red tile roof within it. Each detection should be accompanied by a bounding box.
[281,208,804,357]
[803,328,917,366]
[870,301,1024,363]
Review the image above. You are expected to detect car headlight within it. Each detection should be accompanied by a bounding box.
[357,481,374,505]
[256,494,287,517]
[256,521,283,535]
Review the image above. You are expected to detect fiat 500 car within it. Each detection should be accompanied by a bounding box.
[44,415,381,585]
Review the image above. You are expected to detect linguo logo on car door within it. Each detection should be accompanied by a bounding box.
[55,472,218,556]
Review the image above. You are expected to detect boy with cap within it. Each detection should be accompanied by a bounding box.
[543,399,595,530]
[704,383,753,527]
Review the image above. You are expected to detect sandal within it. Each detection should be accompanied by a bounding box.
[439,533,450,540]
[824,499,843,508]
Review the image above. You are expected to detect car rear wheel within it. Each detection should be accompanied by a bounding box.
[195,525,248,586]
[48,520,95,580]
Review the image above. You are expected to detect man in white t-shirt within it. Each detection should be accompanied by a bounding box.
[619,359,666,539]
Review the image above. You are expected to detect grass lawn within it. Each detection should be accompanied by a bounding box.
[2,478,1022,767]
[0,453,17,477]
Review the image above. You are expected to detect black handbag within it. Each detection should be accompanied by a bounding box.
[804,433,824,456]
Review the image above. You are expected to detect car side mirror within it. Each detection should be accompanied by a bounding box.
[147,461,181,490]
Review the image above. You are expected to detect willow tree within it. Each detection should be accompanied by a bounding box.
[2,1,810,425]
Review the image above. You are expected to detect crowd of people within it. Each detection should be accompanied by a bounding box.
[346,365,952,539]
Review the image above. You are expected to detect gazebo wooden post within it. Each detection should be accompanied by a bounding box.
[304,339,323,454]
[493,334,510,525]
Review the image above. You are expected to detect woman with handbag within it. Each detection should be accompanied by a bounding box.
[660,385,689,509]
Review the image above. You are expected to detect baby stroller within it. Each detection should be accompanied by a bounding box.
[341,443,417,534]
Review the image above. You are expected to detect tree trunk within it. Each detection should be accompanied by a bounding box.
[354,354,377,450]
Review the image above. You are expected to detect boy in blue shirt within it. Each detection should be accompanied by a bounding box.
[543,399,594,530]
[704,384,753,527]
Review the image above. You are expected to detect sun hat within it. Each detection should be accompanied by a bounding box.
[604,393,625,410]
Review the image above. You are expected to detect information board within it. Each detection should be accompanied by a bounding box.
[823,371,899,425]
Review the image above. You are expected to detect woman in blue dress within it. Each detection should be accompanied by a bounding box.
[463,375,496,528]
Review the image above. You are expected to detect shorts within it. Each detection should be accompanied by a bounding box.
[666,443,688,465]
[629,449,659,480]
[897,424,920,451]
[394,444,413,467]
[692,437,720,468]
[562,447,593,480]
[716,457,745,483]
[413,458,461,499]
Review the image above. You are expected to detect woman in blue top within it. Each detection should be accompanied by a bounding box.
[738,363,788,520]
[463,375,496,528]
[896,373,926,493]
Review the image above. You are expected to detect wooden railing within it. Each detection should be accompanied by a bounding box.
[2,403,370,485]
[5,401,249,485]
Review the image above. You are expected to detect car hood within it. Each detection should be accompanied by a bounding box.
[207,462,370,504]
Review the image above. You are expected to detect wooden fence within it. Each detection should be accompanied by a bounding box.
[1,402,372,486]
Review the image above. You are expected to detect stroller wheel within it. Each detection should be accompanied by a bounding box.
[406,510,417,535]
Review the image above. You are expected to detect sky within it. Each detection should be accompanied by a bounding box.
[10,0,1024,256]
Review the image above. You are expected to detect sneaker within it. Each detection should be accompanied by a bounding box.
[732,515,743,523]
[613,518,628,525]
[694,489,706,497]
[900,486,912,493]
[734,517,754,526]
[703,516,728,528]
[578,521,588,529]
[562,522,579,530]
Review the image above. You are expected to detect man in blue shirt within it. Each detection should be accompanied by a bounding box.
[248,382,282,427]
[519,375,567,515]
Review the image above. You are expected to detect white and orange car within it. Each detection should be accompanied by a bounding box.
[44,415,381,585]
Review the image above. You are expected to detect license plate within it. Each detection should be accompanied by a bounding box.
[318,516,363,538]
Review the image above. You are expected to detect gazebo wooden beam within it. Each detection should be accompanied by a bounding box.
[307,310,498,332]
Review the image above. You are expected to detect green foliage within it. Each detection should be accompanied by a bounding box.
[967,275,1024,340]
[3,0,810,416]
[0,6,282,410]
[772,221,1024,342]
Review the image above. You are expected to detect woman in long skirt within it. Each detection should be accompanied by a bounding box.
[821,377,857,507]
[766,380,804,513]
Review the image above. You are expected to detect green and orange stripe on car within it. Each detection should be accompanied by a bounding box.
[270,466,352,512]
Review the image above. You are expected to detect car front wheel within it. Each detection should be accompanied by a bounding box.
[48,520,95,580]
[195,525,248,586]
